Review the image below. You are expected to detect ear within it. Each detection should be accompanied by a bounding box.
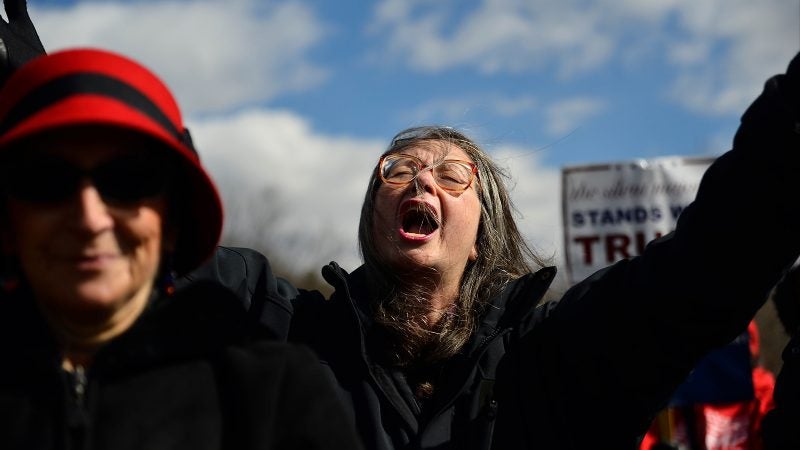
[469,243,478,262]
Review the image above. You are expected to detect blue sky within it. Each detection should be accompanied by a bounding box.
[25,0,800,278]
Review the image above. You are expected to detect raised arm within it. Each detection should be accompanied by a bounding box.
[497,51,800,449]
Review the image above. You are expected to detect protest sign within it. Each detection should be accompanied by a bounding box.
[562,156,714,285]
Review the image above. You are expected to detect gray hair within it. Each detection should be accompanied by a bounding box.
[357,126,547,366]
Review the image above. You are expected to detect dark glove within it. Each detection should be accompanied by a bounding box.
[0,0,45,86]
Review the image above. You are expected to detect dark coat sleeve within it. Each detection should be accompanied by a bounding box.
[495,52,800,450]
[178,246,298,340]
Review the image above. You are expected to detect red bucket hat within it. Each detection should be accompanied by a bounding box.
[0,48,223,274]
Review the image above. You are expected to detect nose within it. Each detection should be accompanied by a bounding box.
[413,167,438,195]
[71,180,114,233]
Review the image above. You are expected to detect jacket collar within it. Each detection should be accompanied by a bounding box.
[462,266,557,356]
[321,263,558,358]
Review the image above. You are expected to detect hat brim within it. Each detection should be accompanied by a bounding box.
[0,95,223,275]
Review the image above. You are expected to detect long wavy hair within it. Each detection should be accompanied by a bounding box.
[358,126,547,368]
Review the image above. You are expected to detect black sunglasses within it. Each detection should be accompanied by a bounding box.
[0,154,171,205]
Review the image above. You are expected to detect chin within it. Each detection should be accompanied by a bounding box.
[390,251,441,273]
[65,281,130,310]
[34,286,125,326]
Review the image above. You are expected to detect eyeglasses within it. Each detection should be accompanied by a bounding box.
[378,153,478,193]
[0,154,170,205]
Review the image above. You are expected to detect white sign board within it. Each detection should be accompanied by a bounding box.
[562,156,715,285]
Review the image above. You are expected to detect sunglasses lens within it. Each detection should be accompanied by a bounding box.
[0,155,169,205]
[1,159,80,203]
[94,157,168,203]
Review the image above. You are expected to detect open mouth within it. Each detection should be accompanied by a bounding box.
[400,202,440,238]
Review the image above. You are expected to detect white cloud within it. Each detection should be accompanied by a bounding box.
[664,0,799,115]
[32,0,330,115]
[369,0,798,114]
[373,0,425,25]
[188,108,382,273]
[368,0,617,77]
[544,97,606,137]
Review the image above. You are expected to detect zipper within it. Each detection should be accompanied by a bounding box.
[70,364,88,408]
[431,327,511,416]
[324,263,422,432]
[64,363,90,450]
[475,326,506,354]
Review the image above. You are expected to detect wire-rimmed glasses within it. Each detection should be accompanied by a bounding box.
[378,153,478,193]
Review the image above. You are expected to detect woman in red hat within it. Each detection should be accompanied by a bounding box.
[0,47,361,450]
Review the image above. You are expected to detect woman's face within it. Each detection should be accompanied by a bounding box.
[372,140,481,280]
[2,130,169,323]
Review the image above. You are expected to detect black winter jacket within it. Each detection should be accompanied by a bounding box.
[0,281,363,450]
[187,53,800,450]
[291,262,558,450]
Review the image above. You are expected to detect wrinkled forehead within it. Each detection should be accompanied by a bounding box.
[386,139,474,165]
